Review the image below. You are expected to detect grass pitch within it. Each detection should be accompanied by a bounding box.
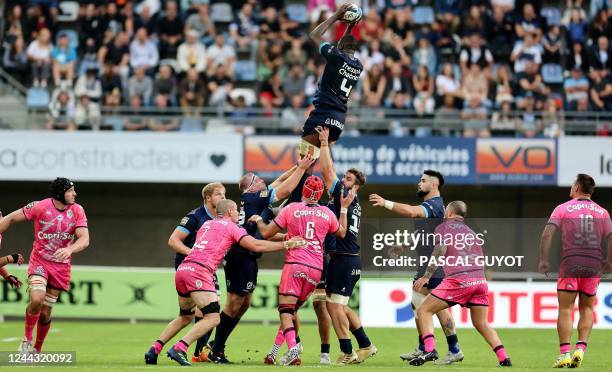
[0,321,610,370]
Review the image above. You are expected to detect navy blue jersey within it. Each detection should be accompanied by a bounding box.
[414,195,445,277]
[324,178,361,255]
[174,205,214,267]
[232,185,277,257]
[313,42,363,113]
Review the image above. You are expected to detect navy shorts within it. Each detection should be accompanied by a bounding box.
[302,107,346,143]
[175,253,220,292]
[326,254,361,297]
[224,249,258,296]
[316,254,330,289]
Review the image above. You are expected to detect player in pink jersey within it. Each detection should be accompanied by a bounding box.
[539,174,612,368]
[145,199,305,366]
[412,201,512,367]
[250,175,354,365]
[0,177,89,355]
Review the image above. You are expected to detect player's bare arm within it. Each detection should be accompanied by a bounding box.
[605,232,612,274]
[369,194,426,218]
[0,253,24,289]
[413,244,447,292]
[274,155,316,201]
[0,209,27,233]
[316,126,337,188]
[270,165,298,189]
[55,226,90,261]
[249,214,282,240]
[168,228,192,256]
[334,188,357,239]
[309,3,352,46]
[239,235,305,253]
[538,224,557,275]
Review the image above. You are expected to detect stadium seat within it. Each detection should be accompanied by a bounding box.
[26,88,50,109]
[102,116,124,131]
[211,3,234,23]
[286,4,308,23]
[57,1,79,23]
[542,63,564,84]
[413,6,435,25]
[229,88,257,106]
[234,60,257,82]
[541,7,561,27]
[180,117,204,132]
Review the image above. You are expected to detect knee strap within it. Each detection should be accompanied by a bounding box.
[201,301,220,315]
[43,294,58,308]
[179,308,195,316]
[327,293,349,306]
[28,275,47,292]
[278,304,295,315]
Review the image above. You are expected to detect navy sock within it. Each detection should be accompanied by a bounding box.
[339,339,353,354]
[296,335,301,344]
[351,327,371,349]
[212,312,234,354]
[321,343,330,354]
[446,334,460,354]
[418,334,425,351]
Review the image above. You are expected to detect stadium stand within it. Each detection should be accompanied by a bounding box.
[0,0,610,135]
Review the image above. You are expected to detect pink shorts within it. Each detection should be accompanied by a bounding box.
[278,263,322,302]
[175,262,216,297]
[431,277,489,307]
[27,254,71,291]
[557,277,600,296]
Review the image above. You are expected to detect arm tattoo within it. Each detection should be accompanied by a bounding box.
[424,244,447,279]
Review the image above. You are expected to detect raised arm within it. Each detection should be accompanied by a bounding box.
[316,126,336,189]
[309,3,351,46]
[334,188,356,238]
[270,165,298,189]
[538,224,557,275]
[250,215,283,240]
[273,155,316,201]
[368,194,426,218]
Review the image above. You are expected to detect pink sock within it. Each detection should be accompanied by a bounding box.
[173,340,188,354]
[575,341,587,352]
[284,327,297,349]
[560,343,571,354]
[152,340,165,355]
[33,320,51,352]
[24,312,41,342]
[274,327,285,346]
[422,333,435,352]
[494,345,508,362]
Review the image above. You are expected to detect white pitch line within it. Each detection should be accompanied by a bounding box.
[0,337,19,342]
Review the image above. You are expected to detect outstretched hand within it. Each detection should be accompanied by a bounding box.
[315,126,330,143]
[369,193,386,207]
[298,154,316,170]
[334,3,353,19]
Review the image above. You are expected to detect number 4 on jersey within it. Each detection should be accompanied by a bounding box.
[340,78,353,97]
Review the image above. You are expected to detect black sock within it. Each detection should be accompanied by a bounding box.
[194,329,213,356]
[339,339,353,354]
[296,335,301,344]
[351,327,371,349]
[212,312,235,354]
[321,343,330,354]
[418,334,425,351]
[446,334,460,353]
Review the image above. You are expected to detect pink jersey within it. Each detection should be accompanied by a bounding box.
[22,198,88,264]
[434,218,485,279]
[274,202,340,270]
[548,198,612,276]
[185,217,248,272]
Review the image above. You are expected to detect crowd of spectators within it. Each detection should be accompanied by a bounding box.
[1,0,610,136]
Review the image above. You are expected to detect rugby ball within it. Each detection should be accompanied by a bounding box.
[342,4,363,24]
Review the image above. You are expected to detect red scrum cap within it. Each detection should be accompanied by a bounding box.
[302,175,324,203]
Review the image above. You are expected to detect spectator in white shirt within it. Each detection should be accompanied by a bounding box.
[26,28,52,88]
[177,29,207,74]
[130,27,159,74]
[510,32,543,73]
[207,34,236,77]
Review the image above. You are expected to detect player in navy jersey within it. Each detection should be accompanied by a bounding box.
[300,3,363,159]
[160,182,225,363]
[206,156,316,363]
[369,170,464,365]
[315,126,377,365]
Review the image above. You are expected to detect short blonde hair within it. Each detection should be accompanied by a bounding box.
[202,182,225,201]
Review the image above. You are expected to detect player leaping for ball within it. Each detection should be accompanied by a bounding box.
[300,2,363,159]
